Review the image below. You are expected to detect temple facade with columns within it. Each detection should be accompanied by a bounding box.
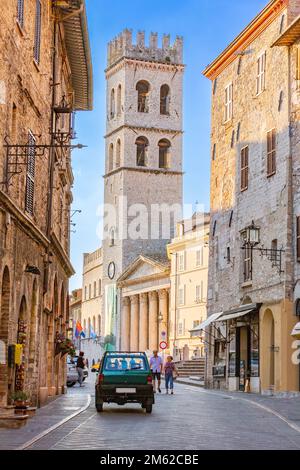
[117,255,171,353]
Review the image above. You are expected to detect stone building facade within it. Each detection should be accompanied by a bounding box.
[80,248,104,364]
[102,31,184,350]
[203,0,300,394]
[69,288,82,350]
[0,0,92,407]
[167,213,210,361]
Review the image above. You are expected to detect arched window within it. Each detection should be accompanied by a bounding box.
[83,319,86,333]
[117,84,122,115]
[136,80,150,113]
[93,316,96,332]
[88,318,91,338]
[108,143,114,172]
[110,88,115,119]
[160,84,170,115]
[116,139,121,168]
[97,315,101,336]
[136,136,148,167]
[98,279,101,296]
[158,139,171,169]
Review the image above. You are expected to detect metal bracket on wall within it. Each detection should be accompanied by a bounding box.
[241,245,285,275]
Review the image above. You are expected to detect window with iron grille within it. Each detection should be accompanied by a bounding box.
[25,132,36,215]
[241,146,249,192]
[17,0,24,29]
[267,129,276,177]
[243,244,253,282]
[34,0,42,65]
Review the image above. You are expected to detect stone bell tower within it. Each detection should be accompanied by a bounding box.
[102,30,184,348]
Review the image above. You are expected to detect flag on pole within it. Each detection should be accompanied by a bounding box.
[75,321,85,339]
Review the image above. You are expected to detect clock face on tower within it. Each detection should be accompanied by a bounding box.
[108,262,116,280]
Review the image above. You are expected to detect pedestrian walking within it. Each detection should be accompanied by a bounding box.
[149,350,163,393]
[164,356,178,395]
[77,351,86,387]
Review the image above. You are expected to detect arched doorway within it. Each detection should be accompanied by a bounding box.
[0,267,10,405]
[262,309,275,391]
[15,296,28,393]
[47,276,58,395]
[27,280,39,403]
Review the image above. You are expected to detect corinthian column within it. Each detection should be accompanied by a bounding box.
[158,289,169,343]
[130,295,139,351]
[148,291,158,351]
[139,293,148,352]
[121,297,130,351]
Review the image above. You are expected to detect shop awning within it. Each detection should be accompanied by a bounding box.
[291,322,300,339]
[196,312,224,331]
[217,303,261,322]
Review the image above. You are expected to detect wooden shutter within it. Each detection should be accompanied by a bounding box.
[25,132,36,215]
[17,0,24,28]
[297,217,300,261]
[267,129,276,176]
[34,0,42,65]
[241,146,249,191]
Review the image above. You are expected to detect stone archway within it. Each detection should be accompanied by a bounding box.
[47,276,58,396]
[26,280,39,403]
[0,267,10,405]
[15,296,28,393]
[261,309,275,391]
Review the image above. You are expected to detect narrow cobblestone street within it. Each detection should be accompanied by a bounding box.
[1,377,300,450]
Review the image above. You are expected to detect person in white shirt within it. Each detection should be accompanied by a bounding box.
[149,350,163,393]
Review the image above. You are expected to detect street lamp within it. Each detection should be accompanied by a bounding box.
[245,221,260,246]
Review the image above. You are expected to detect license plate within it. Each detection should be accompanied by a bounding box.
[116,388,136,394]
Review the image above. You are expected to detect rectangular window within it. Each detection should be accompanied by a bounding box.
[241,146,249,192]
[178,286,185,306]
[212,143,216,161]
[193,320,200,329]
[84,286,87,301]
[297,217,300,261]
[17,0,24,29]
[267,129,276,177]
[243,245,253,282]
[25,132,36,215]
[225,83,233,122]
[94,281,97,298]
[89,284,91,299]
[178,252,185,272]
[98,279,101,296]
[256,52,266,95]
[196,248,203,267]
[34,0,42,65]
[178,322,183,336]
[195,283,202,302]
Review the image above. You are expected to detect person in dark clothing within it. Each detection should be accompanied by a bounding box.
[77,351,86,387]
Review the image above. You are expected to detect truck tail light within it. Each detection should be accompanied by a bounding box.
[147,374,153,384]
[98,374,104,385]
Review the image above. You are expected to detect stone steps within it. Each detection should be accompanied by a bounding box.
[176,358,206,379]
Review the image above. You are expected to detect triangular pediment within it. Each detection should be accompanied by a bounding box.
[118,255,169,284]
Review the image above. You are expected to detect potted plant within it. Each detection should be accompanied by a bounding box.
[60,338,76,357]
[11,391,30,409]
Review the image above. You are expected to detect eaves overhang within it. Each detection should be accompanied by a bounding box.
[272,14,300,46]
[56,0,93,111]
[203,0,287,80]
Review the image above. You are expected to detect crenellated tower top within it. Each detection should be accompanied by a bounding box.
[107,29,184,68]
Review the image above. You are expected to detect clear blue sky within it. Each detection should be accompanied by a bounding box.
[70,0,267,290]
